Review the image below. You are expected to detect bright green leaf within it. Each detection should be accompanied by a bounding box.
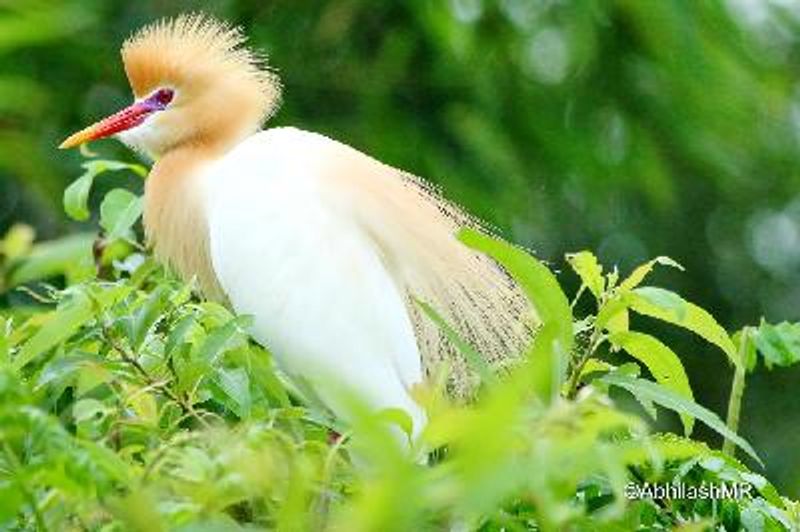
[596,297,629,332]
[459,228,571,402]
[13,291,94,371]
[606,308,629,335]
[620,256,683,291]
[1,223,35,260]
[627,287,739,369]
[63,159,147,221]
[100,188,143,241]
[566,251,604,299]
[578,358,615,380]
[63,171,95,221]
[609,331,695,435]
[733,328,759,373]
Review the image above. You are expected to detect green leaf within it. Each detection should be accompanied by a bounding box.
[622,434,783,508]
[602,373,761,466]
[35,353,97,390]
[73,398,109,422]
[210,366,252,419]
[63,159,147,221]
[99,189,143,241]
[459,229,568,337]
[130,285,170,350]
[14,284,131,370]
[63,171,95,221]
[0,223,35,260]
[78,440,132,484]
[196,316,251,366]
[605,308,629,335]
[566,251,604,298]
[13,291,94,371]
[0,319,9,365]
[9,233,94,287]
[378,407,414,438]
[126,388,158,425]
[609,331,695,435]
[627,287,739,369]
[233,344,291,408]
[619,256,683,291]
[459,228,572,402]
[595,297,629,332]
[752,321,800,369]
[416,298,496,387]
[0,481,24,522]
[83,159,148,178]
[578,358,615,380]
[165,315,202,356]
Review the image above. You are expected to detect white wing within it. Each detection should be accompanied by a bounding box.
[205,127,426,436]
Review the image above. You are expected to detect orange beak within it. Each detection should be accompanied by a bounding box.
[59,99,160,149]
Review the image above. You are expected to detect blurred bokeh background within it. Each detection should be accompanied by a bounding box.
[1,0,798,495]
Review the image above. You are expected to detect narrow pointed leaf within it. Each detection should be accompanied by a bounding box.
[602,372,761,466]
[620,256,683,291]
[459,228,572,401]
[416,298,496,386]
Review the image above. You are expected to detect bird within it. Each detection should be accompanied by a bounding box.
[60,14,535,444]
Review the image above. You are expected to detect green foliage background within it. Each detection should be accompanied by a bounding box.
[2,0,800,525]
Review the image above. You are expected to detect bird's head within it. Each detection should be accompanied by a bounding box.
[60,13,281,159]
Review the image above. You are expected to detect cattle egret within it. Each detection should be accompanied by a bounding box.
[60,14,535,443]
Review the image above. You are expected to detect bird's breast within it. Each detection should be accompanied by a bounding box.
[143,147,225,300]
[202,127,424,396]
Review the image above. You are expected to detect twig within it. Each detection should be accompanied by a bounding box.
[100,322,211,430]
[723,328,749,457]
[565,323,604,399]
[570,284,587,311]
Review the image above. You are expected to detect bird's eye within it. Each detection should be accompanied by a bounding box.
[152,88,174,107]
